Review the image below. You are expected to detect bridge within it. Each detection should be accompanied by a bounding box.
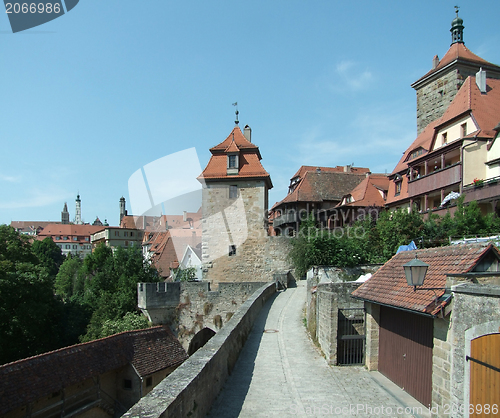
[124,281,429,418]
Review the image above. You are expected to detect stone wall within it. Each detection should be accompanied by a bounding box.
[139,281,268,351]
[364,302,380,371]
[306,271,364,365]
[201,180,293,286]
[446,282,500,418]
[123,282,276,418]
[432,316,452,413]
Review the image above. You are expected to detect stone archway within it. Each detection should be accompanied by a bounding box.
[188,327,216,356]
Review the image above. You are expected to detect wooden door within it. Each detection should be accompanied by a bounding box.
[379,306,433,407]
[469,333,500,417]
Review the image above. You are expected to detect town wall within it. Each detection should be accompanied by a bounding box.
[138,281,268,351]
[123,282,276,418]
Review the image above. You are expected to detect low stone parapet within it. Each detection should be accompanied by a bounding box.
[123,281,276,418]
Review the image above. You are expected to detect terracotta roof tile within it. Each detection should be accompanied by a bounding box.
[275,171,367,207]
[352,243,498,316]
[413,43,498,86]
[290,165,370,180]
[199,126,272,188]
[0,327,187,415]
[339,174,389,207]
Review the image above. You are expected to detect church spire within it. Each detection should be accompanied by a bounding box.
[450,6,464,45]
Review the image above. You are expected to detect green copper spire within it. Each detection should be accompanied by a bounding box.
[450,6,464,45]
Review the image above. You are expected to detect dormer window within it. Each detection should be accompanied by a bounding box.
[227,153,239,175]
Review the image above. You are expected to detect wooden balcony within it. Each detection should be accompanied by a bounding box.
[408,163,461,197]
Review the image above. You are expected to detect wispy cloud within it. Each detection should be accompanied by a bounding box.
[0,173,21,183]
[327,60,374,92]
[0,187,71,209]
[288,105,415,174]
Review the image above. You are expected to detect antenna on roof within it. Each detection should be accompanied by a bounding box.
[233,102,239,125]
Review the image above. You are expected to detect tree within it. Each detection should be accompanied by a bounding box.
[0,226,61,364]
[32,237,65,279]
[55,254,84,300]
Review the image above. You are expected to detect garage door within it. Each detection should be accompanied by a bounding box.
[379,306,433,407]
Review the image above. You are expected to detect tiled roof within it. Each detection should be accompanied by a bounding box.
[351,243,498,316]
[199,126,272,187]
[338,174,389,207]
[121,209,202,231]
[412,43,498,86]
[209,126,258,152]
[275,171,367,207]
[290,165,370,181]
[436,76,500,140]
[36,224,105,238]
[0,327,187,415]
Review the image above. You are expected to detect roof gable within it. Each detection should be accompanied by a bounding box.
[352,243,499,315]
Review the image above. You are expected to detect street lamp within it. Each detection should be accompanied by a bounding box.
[403,254,429,291]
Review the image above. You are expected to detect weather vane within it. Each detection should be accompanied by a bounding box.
[454,5,460,16]
[232,102,239,125]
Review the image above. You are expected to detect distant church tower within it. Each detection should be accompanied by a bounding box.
[198,117,273,285]
[61,202,69,224]
[411,10,500,134]
[119,196,127,224]
[75,194,82,225]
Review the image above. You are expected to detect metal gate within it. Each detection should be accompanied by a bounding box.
[337,308,365,365]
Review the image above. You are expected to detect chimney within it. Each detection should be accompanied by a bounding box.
[243,125,252,142]
[432,55,439,69]
[476,68,487,93]
[316,167,321,173]
[344,165,351,173]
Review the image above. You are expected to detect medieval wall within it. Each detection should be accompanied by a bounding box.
[138,281,268,351]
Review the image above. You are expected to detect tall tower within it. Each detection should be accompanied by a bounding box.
[75,194,82,225]
[61,202,69,224]
[119,196,127,224]
[198,121,273,285]
[411,11,500,134]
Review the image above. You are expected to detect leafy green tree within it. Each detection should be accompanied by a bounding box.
[55,254,84,300]
[97,312,150,339]
[32,237,65,279]
[0,226,61,364]
[174,266,197,282]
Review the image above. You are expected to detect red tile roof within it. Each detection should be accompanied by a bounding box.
[36,224,105,238]
[338,174,389,208]
[274,171,367,207]
[290,165,370,180]
[351,243,499,316]
[199,126,272,188]
[0,327,187,415]
[413,43,498,87]
[435,76,500,140]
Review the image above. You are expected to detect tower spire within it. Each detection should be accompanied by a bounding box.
[450,6,464,45]
[232,102,239,125]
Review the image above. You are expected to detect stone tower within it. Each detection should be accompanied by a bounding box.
[411,11,500,134]
[198,123,273,285]
[75,194,82,225]
[119,196,127,223]
[61,202,69,224]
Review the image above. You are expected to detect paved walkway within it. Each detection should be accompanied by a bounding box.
[207,280,430,418]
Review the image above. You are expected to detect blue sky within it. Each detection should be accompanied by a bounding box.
[1,1,499,226]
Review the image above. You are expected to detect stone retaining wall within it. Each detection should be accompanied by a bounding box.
[123,282,276,418]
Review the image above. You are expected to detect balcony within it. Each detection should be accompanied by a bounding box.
[273,212,297,228]
[408,163,461,197]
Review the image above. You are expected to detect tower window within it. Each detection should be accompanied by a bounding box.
[229,185,238,199]
[229,245,236,256]
[123,379,132,390]
[228,155,237,168]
